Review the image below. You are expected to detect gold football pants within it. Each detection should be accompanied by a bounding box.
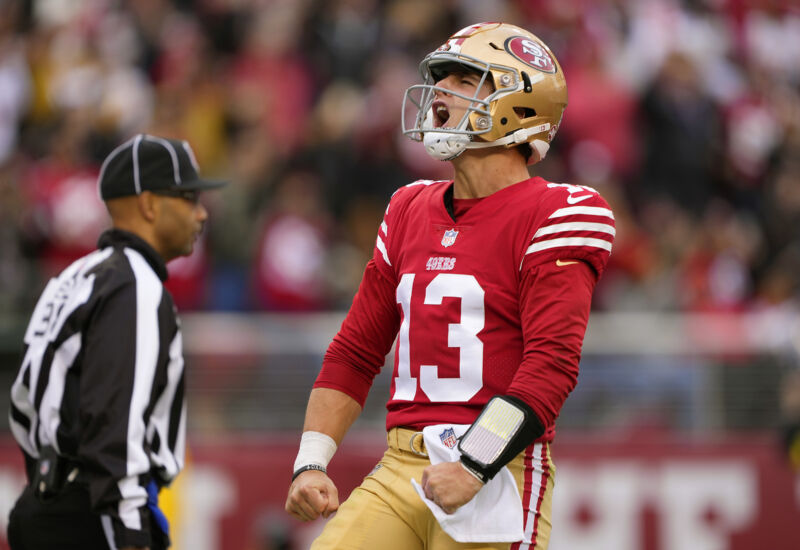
[311,427,554,550]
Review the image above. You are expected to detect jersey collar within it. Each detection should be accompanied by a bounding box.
[97,229,169,281]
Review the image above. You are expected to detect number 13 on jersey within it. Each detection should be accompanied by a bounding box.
[394,273,485,402]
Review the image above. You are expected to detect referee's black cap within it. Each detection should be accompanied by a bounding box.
[98,134,227,200]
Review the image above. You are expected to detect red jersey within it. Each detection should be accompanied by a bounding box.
[315,177,614,440]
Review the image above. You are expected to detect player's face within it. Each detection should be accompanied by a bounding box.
[431,70,493,129]
[152,190,208,261]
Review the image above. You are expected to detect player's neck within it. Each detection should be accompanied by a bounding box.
[451,148,530,199]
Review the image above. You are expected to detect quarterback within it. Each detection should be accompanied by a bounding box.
[286,22,615,550]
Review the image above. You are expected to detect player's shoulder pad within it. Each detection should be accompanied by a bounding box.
[389,179,447,201]
[377,180,447,269]
[523,182,615,275]
[385,179,448,218]
[539,182,609,209]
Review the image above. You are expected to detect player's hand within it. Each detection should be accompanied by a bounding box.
[285,470,340,521]
[421,461,484,514]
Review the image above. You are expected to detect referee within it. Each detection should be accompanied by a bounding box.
[7,134,226,550]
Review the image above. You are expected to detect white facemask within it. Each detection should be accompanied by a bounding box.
[420,108,472,161]
[420,107,552,163]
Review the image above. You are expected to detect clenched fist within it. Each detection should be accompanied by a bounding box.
[421,461,484,514]
[285,470,340,521]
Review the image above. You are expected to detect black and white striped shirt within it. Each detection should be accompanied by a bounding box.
[9,228,186,548]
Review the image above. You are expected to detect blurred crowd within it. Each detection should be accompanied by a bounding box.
[0,0,798,316]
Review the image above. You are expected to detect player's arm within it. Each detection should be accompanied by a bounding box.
[500,189,613,435]
[286,260,400,521]
[285,388,361,521]
[506,256,598,429]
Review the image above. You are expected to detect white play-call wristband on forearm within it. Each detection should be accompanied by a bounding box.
[292,431,338,479]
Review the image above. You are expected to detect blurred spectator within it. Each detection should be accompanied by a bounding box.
[226,2,313,157]
[149,11,227,174]
[741,1,800,86]
[252,170,334,311]
[0,159,33,313]
[0,1,30,166]
[207,124,278,311]
[164,232,213,310]
[637,51,722,216]
[758,135,800,290]
[302,0,382,85]
[677,202,762,312]
[591,186,661,311]
[18,114,107,279]
[559,31,639,184]
[780,368,800,470]
[719,65,784,207]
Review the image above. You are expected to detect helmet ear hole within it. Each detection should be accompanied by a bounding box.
[514,107,536,120]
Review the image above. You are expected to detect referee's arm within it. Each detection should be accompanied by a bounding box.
[79,272,173,549]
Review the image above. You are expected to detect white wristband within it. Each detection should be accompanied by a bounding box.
[293,431,338,472]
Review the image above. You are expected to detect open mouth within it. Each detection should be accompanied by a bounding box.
[432,100,450,128]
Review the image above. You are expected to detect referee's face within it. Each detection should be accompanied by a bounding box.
[152,191,208,262]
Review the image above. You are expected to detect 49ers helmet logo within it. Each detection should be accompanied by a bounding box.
[504,36,556,73]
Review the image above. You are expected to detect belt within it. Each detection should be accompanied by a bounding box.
[31,450,86,501]
[387,427,428,457]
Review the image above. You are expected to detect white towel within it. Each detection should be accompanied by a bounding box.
[410,424,524,543]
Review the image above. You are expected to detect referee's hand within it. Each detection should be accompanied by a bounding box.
[286,470,340,521]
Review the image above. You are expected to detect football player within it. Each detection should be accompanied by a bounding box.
[285,22,615,550]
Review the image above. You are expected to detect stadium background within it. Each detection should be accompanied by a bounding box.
[0,0,798,548]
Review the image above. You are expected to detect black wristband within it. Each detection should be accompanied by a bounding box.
[458,394,545,482]
[292,463,327,481]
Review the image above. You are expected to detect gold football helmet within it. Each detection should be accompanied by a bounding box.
[402,22,567,162]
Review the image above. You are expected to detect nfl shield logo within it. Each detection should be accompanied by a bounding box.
[441,228,459,247]
[439,427,458,449]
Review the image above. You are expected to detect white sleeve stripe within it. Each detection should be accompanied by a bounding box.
[525,237,613,255]
[38,332,82,455]
[124,249,163,477]
[533,222,616,239]
[171,333,186,470]
[549,206,614,220]
[376,236,391,266]
[116,476,147,530]
[145,329,184,477]
[100,516,118,550]
[174,400,187,471]
[380,221,388,236]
